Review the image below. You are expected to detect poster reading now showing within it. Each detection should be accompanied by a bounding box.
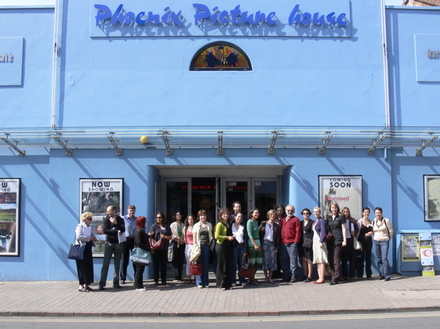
[0,37,24,86]
[0,178,20,257]
[415,34,440,83]
[90,0,352,38]
[80,178,123,257]
[319,175,362,218]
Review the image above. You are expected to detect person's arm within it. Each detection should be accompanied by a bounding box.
[161,226,172,240]
[294,218,302,244]
[215,223,228,242]
[341,223,347,246]
[386,218,394,237]
[76,223,92,243]
[170,223,178,242]
[247,221,260,250]
[117,216,125,234]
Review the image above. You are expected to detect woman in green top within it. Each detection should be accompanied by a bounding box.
[215,208,236,290]
[247,208,262,284]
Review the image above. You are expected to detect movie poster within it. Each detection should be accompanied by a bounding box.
[0,178,20,257]
[424,175,440,222]
[402,235,420,262]
[319,176,362,218]
[80,178,123,256]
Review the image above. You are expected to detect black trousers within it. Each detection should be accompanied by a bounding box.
[134,263,145,289]
[76,242,94,286]
[152,249,168,284]
[215,242,232,289]
[341,238,357,279]
[120,237,135,281]
[172,242,186,281]
[357,236,372,278]
[327,241,342,282]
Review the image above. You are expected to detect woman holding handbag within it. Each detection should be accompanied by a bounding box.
[372,207,394,281]
[74,212,96,292]
[184,214,196,284]
[134,216,150,291]
[193,210,213,288]
[170,211,186,282]
[149,212,172,286]
[312,207,328,284]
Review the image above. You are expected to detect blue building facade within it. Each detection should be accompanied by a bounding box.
[0,1,439,280]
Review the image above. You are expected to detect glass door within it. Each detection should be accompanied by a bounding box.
[164,179,190,222]
[252,178,278,218]
[222,178,250,219]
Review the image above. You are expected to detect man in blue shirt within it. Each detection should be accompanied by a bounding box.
[120,204,137,284]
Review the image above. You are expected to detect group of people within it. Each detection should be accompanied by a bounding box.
[72,201,394,292]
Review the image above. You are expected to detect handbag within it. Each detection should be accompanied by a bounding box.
[150,238,164,250]
[190,262,203,275]
[238,254,257,278]
[303,237,313,249]
[190,244,201,262]
[67,244,85,260]
[209,238,216,254]
[168,242,174,262]
[353,236,362,252]
[130,247,151,266]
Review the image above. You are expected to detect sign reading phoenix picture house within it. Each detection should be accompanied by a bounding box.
[0,179,20,257]
[80,178,123,256]
[319,176,362,218]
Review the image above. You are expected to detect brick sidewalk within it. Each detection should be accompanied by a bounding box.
[1,275,440,317]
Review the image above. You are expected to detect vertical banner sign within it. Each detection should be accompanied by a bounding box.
[319,176,362,218]
[420,232,435,276]
[402,235,420,262]
[80,178,123,257]
[0,178,20,256]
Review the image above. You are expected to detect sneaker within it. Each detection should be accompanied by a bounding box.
[231,283,236,287]
[197,285,203,289]
[135,288,146,291]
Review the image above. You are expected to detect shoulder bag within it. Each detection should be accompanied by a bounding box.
[67,244,85,260]
[190,243,201,262]
[150,238,164,250]
[130,247,151,266]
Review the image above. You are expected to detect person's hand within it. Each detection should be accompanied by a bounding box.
[342,241,347,247]
[319,242,323,248]
[254,244,260,250]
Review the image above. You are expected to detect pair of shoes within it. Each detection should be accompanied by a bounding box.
[348,277,354,282]
[385,277,391,281]
[329,281,337,285]
[357,276,363,280]
[135,288,146,291]
[290,278,297,283]
[220,288,226,291]
[251,279,260,285]
[379,276,385,280]
[242,282,246,287]
[303,277,312,283]
[313,281,325,284]
[121,280,126,284]
[197,285,203,288]
[265,278,269,283]
[113,285,122,289]
[85,286,94,292]
[367,277,372,280]
[231,283,236,287]
[98,286,104,291]
[161,283,170,287]
[281,278,291,282]
[269,279,274,284]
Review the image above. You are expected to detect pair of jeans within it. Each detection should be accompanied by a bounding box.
[99,241,123,287]
[231,244,246,285]
[280,242,299,280]
[196,244,210,287]
[375,240,390,279]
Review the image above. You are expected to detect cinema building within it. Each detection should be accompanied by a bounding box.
[1,1,440,280]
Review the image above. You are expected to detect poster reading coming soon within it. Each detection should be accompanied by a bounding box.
[80,178,123,257]
[319,176,362,218]
[0,178,20,257]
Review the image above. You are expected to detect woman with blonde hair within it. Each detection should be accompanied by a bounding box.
[74,212,97,292]
[312,207,328,284]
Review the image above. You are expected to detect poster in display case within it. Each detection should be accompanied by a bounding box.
[0,178,20,257]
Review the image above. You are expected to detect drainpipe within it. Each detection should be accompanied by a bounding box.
[51,0,63,129]
[380,0,391,129]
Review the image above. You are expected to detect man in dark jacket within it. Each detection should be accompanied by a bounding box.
[99,205,125,290]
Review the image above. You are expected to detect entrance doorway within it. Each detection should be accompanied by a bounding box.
[163,175,280,224]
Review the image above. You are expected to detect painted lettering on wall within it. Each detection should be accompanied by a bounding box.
[427,49,440,59]
[0,54,14,63]
[94,3,348,28]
